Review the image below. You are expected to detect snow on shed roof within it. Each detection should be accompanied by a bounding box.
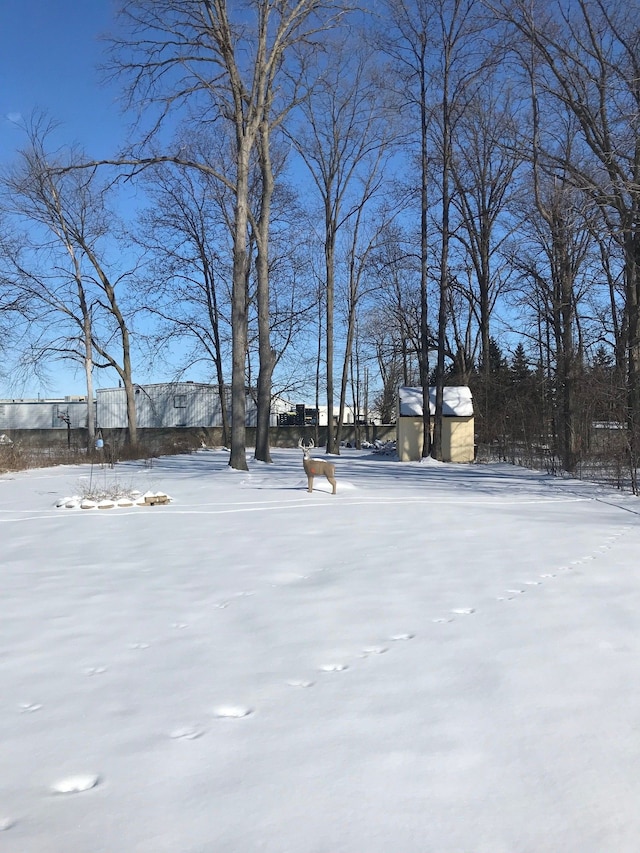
[398,385,473,417]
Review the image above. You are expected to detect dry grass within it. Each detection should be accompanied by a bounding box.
[0,435,203,475]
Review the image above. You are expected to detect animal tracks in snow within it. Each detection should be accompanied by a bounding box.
[50,774,100,794]
[360,645,389,656]
[319,663,349,673]
[496,589,526,600]
[169,726,205,740]
[439,536,614,613]
[213,705,253,719]
[61,532,614,762]
[18,702,42,713]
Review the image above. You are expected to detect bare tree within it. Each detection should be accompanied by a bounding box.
[138,158,233,446]
[286,38,393,454]
[363,224,423,418]
[335,198,398,449]
[0,118,141,446]
[106,0,343,470]
[379,0,435,457]
[449,82,522,379]
[507,170,595,471]
[495,0,640,487]
[427,0,492,459]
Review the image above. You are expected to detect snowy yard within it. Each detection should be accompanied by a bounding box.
[2,448,640,853]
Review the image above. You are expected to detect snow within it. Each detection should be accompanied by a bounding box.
[2,447,640,852]
[398,384,474,417]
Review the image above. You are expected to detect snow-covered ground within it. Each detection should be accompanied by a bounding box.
[2,447,640,853]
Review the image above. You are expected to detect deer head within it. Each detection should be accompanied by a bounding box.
[298,437,314,459]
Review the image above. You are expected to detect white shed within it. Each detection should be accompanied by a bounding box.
[396,385,474,462]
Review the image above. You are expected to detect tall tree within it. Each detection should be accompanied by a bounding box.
[428,0,490,459]
[286,38,392,454]
[0,119,140,446]
[449,82,521,380]
[380,0,434,457]
[107,0,342,469]
[496,0,640,487]
[137,158,233,446]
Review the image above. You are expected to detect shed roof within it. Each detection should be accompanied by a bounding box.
[398,385,473,417]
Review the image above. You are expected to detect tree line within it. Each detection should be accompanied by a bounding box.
[0,0,638,486]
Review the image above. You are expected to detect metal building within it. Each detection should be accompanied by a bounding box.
[96,383,291,429]
[0,397,90,430]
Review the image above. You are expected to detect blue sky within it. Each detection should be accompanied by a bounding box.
[1,1,141,398]
[1,0,125,163]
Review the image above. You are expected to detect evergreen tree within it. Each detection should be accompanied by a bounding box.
[510,343,530,383]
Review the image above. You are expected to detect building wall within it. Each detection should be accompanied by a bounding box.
[0,423,397,453]
[0,384,383,436]
[397,416,475,462]
[0,400,90,430]
[96,384,287,429]
[442,417,475,462]
[97,385,228,429]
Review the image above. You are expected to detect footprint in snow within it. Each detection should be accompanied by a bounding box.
[390,633,415,641]
[213,706,253,719]
[85,666,107,676]
[524,581,541,586]
[433,617,454,623]
[319,663,348,672]
[128,642,149,650]
[169,726,205,740]
[171,622,188,630]
[451,608,475,615]
[51,774,100,794]
[0,818,15,832]
[361,646,389,656]
[19,703,42,713]
[497,588,527,600]
[287,679,315,688]
[540,573,556,578]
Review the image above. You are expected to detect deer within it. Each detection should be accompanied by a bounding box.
[298,438,337,494]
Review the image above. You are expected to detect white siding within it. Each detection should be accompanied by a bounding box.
[96,384,265,428]
[0,400,90,429]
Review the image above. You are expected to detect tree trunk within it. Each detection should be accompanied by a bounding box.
[254,122,276,463]
[336,298,357,450]
[84,334,95,448]
[229,147,250,472]
[325,217,337,454]
[419,54,432,459]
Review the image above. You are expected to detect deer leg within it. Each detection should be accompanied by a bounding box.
[307,474,314,493]
[327,474,337,494]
